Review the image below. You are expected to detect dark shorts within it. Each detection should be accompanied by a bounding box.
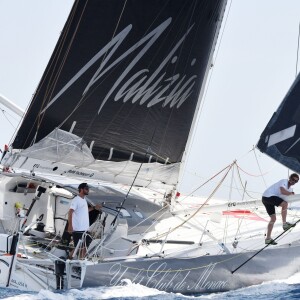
[72,231,92,248]
[262,196,285,216]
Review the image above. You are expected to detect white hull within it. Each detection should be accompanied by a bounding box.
[0,173,299,293]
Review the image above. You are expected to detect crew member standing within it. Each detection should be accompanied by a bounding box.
[68,183,101,258]
[262,173,299,245]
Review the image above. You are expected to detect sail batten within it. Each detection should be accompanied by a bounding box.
[4,129,180,188]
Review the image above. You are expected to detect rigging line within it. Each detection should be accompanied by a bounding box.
[234,215,246,242]
[110,161,145,226]
[227,144,264,170]
[180,162,233,202]
[156,0,200,158]
[78,0,129,129]
[99,0,180,164]
[140,0,193,75]
[223,164,235,244]
[228,161,235,201]
[28,0,121,150]
[16,1,79,148]
[296,21,300,77]
[232,174,246,199]
[135,208,171,236]
[61,1,203,162]
[97,0,199,165]
[59,0,156,145]
[235,163,257,199]
[174,162,239,217]
[0,109,17,129]
[231,218,300,274]
[77,0,171,139]
[117,251,239,272]
[236,164,261,199]
[120,238,266,274]
[233,179,248,241]
[110,0,128,40]
[241,180,247,201]
[58,7,178,160]
[38,3,78,123]
[40,1,86,127]
[160,1,228,163]
[179,0,232,186]
[70,0,173,148]
[183,169,260,197]
[111,130,158,226]
[0,106,20,122]
[252,146,267,188]
[237,164,270,177]
[184,1,225,152]
[102,205,171,250]
[214,0,232,61]
[200,0,232,100]
[150,162,235,241]
[87,90,169,162]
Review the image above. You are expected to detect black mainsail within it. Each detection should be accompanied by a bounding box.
[8,0,227,187]
[257,74,300,172]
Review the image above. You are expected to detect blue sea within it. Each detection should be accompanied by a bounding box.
[1,273,300,300]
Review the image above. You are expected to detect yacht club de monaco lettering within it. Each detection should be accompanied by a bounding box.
[108,262,229,292]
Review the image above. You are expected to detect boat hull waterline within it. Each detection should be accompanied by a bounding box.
[82,243,300,294]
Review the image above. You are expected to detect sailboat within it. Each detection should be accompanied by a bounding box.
[1,0,300,294]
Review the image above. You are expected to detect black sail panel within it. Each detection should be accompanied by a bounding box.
[12,0,226,163]
[257,74,300,172]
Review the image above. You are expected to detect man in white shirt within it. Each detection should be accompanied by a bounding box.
[68,183,101,258]
[262,173,299,245]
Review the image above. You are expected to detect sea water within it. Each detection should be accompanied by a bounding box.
[1,273,300,300]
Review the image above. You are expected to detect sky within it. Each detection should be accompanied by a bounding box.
[0,0,300,201]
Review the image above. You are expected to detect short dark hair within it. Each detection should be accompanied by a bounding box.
[78,183,89,191]
[290,173,299,179]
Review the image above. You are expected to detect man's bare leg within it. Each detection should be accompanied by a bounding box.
[280,201,288,224]
[266,214,276,240]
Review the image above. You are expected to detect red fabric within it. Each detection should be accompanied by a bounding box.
[222,210,266,221]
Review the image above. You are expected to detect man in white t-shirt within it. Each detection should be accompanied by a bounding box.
[262,173,299,245]
[68,183,101,258]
